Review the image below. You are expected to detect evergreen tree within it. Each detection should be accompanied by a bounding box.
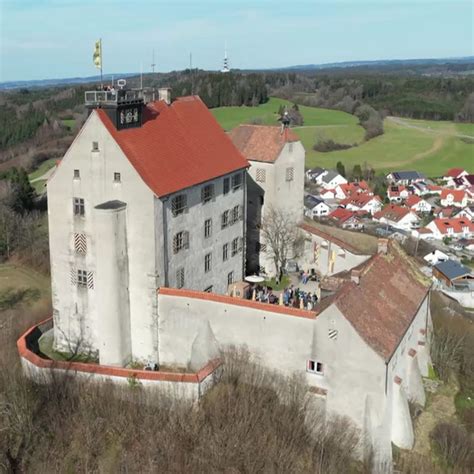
[336,161,346,178]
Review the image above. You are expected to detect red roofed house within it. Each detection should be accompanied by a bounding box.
[426,217,474,240]
[329,208,364,229]
[405,194,432,213]
[48,89,250,365]
[335,180,372,200]
[339,193,382,215]
[443,168,468,187]
[374,204,420,231]
[387,185,410,203]
[229,124,305,275]
[440,189,468,208]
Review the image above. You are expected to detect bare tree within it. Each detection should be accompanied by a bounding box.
[259,207,305,276]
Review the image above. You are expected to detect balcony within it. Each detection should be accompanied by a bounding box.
[84,89,144,107]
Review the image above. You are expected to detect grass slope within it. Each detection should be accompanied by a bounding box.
[212,97,474,178]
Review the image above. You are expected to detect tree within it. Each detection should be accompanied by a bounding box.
[336,161,346,178]
[259,207,305,276]
[6,167,35,214]
[352,164,363,180]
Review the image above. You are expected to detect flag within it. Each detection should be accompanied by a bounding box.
[93,40,101,69]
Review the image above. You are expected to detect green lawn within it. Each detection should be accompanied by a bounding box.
[29,158,57,180]
[212,98,474,178]
[32,179,47,194]
[62,119,76,129]
[211,97,357,131]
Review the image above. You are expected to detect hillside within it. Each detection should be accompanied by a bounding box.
[212,97,474,177]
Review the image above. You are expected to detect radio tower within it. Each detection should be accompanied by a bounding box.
[151,49,156,73]
[221,41,230,73]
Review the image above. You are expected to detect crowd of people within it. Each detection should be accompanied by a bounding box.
[246,284,319,311]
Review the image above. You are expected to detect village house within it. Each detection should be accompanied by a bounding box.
[329,208,364,229]
[321,170,347,189]
[339,193,382,216]
[47,89,249,363]
[456,205,474,221]
[387,184,410,202]
[320,188,337,200]
[405,194,432,213]
[433,260,473,290]
[374,204,420,231]
[440,189,468,208]
[386,170,425,186]
[229,124,305,276]
[304,195,331,219]
[423,217,474,240]
[335,180,372,200]
[443,168,468,187]
[306,167,326,183]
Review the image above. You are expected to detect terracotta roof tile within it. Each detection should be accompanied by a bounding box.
[333,243,430,360]
[97,97,249,197]
[229,125,299,163]
[441,189,466,203]
[374,204,412,222]
[445,168,466,178]
[433,217,474,234]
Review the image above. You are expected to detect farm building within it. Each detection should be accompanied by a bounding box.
[433,260,473,289]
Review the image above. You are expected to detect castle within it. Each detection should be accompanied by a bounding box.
[19,88,433,468]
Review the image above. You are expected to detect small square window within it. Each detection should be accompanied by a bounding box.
[77,269,88,288]
[173,231,189,254]
[204,253,212,273]
[286,167,295,182]
[92,141,99,151]
[201,184,214,204]
[114,172,121,183]
[73,169,80,179]
[171,194,187,216]
[176,268,185,289]
[204,218,212,239]
[73,197,85,216]
[307,360,324,374]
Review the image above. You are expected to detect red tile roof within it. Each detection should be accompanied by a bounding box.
[338,181,371,197]
[96,97,249,197]
[441,188,466,203]
[334,243,431,360]
[329,207,359,223]
[340,193,381,208]
[374,204,413,222]
[445,168,466,178]
[228,125,299,163]
[405,194,421,207]
[299,222,362,254]
[432,217,474,235]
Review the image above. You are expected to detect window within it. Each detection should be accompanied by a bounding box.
[222,243,229,261]
[256,169,266,183]
[204,253,212,273]
[231,237,240,256]
[77,269,88,288]
[73,169,80,179]
[307,360,324,374]
[223,177,230,195]
[201,184,214,204]
[232,172,243,191]
[227,271,234,285]
[171,194,187,216]
[204,218,212,238]
[286,167,295,182]
[231,205,241,224]
[176,268,185,289]
[328,328,338,340]
[73,197,85,216]
[74,233,87,254]
[221,210,230,229]
[204,285,213,293]
[173,231,189,254]
[92,141,99,151]
[114,172,121,183]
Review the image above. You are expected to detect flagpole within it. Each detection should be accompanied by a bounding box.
[100,38,103,89]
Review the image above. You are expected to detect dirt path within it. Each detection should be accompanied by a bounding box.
[386,116,474,139]
[412,381,458,456]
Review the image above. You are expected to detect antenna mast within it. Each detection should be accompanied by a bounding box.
[151,49,156,74]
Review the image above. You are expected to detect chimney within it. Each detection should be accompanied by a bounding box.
[378,238,389,255]
[351,269,361,285]
[158,87,171,105]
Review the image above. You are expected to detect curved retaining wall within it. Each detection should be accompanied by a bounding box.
[17,318,222,400]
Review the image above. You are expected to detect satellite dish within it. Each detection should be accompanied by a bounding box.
[117,79,127,89]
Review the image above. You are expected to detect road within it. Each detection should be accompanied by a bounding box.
[386,116,474,140]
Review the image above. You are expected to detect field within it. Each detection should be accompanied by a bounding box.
[212,98,474,178]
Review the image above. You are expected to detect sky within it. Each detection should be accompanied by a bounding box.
[0,0,473,82]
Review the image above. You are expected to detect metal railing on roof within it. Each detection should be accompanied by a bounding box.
[84,89,143,105]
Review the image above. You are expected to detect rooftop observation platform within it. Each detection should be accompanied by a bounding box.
[84,89,144,108]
